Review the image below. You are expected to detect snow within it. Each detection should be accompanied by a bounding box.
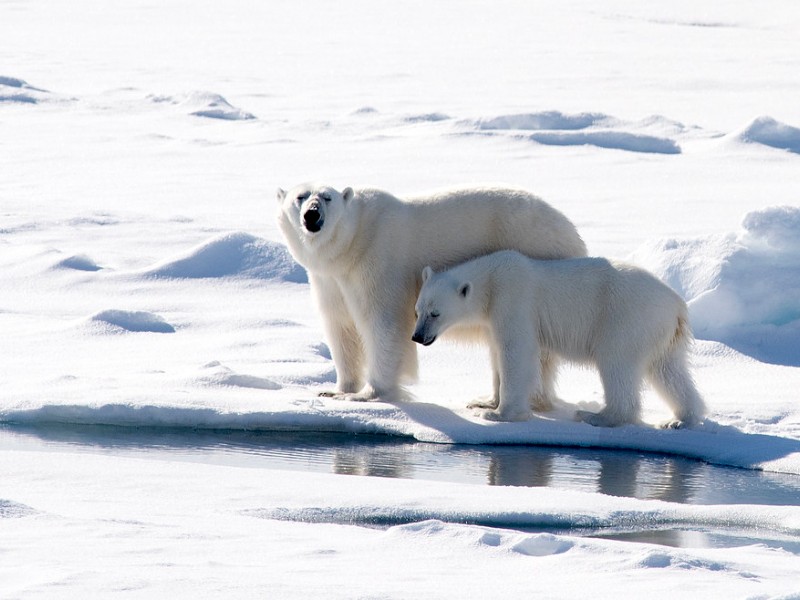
[632,206,800,366]
[734,116,800,154]
[2,0,800,597]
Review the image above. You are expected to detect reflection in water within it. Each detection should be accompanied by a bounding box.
[3,422,799,508]
[5,422,800,554]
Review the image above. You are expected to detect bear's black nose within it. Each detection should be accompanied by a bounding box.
[304,209,322,232]
[411,332,435,346]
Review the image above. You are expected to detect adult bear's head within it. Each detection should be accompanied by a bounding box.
[277,183,354,242]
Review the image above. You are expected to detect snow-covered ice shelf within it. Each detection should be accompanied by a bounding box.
[2,0,799,597]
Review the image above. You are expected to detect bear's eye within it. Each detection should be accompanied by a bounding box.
[296,192,310,204]
[430,311,440,319]
[320,194,331,202]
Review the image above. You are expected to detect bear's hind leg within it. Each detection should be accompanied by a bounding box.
[648,346,706,429]
[530,350,558,412]
[576,360,643,427]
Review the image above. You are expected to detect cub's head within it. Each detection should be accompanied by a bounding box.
[276,183,354,242]
[412,266,474,346]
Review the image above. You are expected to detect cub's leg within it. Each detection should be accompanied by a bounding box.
[531,350,558,412]
[648,344,706,429]
[481,317,536,422]
[576,357,643,427]
[467,343,500,410]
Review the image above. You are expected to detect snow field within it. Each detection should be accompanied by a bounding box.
[2,1,800,598]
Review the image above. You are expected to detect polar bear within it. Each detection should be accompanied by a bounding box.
[412,251,706,427]
[276,184,587,403]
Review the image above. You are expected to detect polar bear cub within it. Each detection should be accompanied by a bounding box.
[412,250,706,427]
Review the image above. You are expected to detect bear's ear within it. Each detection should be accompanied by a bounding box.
[421,266,433,283]
[277,188,286,203]
[342,187,354,202]
[458,282,471,299]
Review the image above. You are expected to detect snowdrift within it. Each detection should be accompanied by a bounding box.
[465,110,683,154]
[148,91,256,121]
[0,76,64,104]
[731,116,800,154]
[144,231,308,282]
[632,206,800,366]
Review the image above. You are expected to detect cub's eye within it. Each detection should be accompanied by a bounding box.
[430,311,441,319]
[320,194,331,202]
[296,192,310,204]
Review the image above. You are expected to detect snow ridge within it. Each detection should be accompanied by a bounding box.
[733,116,800,154]
[0,76,62,104]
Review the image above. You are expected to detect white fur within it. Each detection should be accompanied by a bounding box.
[277,184,587,402]
[413,251,707,427]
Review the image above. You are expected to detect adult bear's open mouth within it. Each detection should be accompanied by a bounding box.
[303,209,323,233]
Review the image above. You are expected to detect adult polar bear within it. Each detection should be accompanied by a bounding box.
[276,184,586,403]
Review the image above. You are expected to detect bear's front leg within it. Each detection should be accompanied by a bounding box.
[467,343,500,410]
[340,296,416,404]
[480,319,537,422]
[310,274,365,396]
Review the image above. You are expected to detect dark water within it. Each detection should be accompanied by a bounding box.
[3,423,800,553]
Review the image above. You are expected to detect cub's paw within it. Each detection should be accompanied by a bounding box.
[659,416,703,430]
[530,394,554,413]
[467,395,499,410]
[340,385,403,403]
[341,391,380,403]
[575,410,627,428]
[478,408,531,422]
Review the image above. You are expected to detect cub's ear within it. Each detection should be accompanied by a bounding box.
[277,188,287,203]
[421,266,434,283]
[342,187,354,202]
[458,282,471,298]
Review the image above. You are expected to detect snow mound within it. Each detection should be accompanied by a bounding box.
[404,112,451,123]
[145,232,307,282]
[89,310,176,333]
[631,206,800,366]
[467,110,681,154]
[733,116,800,154]
[526,131,680,154]
[199,361,281,390]
[54,254,103,272]
[149,91,256,121]
[0,499,36,519]
[0,76,54,104]
[473,111,608,131]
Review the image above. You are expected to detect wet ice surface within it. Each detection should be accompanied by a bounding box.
[5,424,800,507]
[4,424,799,555]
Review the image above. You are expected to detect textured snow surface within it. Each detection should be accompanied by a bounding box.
[2,0,799,597]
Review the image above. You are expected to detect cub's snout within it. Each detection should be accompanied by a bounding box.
[411,329,436,346]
